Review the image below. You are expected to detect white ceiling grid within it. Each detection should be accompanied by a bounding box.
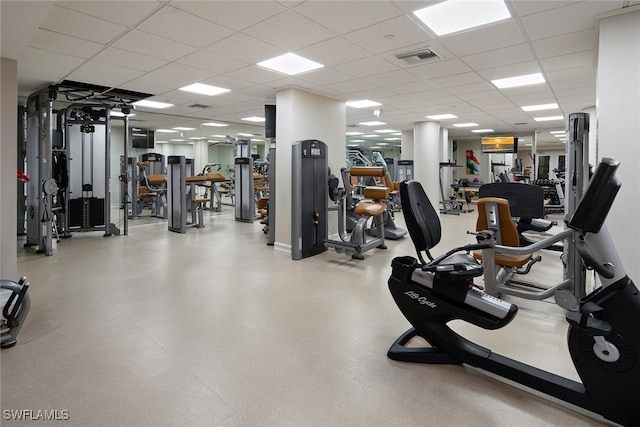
[2,0,640,145]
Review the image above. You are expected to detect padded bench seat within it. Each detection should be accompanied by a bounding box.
[354,202,386,217]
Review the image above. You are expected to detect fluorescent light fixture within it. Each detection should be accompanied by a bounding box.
[350,139,365,143]
[362,134,379,137]
[170,139,186,142]
[257,52,324,76]
[359,121,386,126]
[173,127,195,131]
[533,115,564,122]
[550,130,565,134]
[521,103,558,112]
[251,139,263,142]
[453,122,479,128]
[188,142,195,145]
[346,131,364,136]
[110,111,135,118]
[383,138,399,142]
[211,134,227,138]
[156,129,178,133]
[491,73,545,89]
[346,99,382,108]
[374,129,398,133]
[392,132,402,136]
[202,122,228,127]
[237,132,254,137]
[179,83,230,96]
[347,144,361,147]
[471,129,495,133]
[413,0,511,36]
[241,116,265,123]
[156,140,168,144]
[133,100,173,109]
[426,113,458,120]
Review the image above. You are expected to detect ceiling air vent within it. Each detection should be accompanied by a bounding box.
[395,47,441,64]
[188,103,210,109]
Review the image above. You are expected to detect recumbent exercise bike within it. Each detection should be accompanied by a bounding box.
[387,158,639,426]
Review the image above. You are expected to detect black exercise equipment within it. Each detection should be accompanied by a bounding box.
[1,277,31,349]
[387,158,640,426]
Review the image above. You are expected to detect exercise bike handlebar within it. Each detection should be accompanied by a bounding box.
[576,239,616,279]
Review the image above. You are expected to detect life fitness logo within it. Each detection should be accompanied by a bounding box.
[404,290,437,308]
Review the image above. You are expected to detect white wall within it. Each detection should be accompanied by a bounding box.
[1,58,18,278]
[597,10,640,281]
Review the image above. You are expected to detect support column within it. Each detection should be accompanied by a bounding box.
[414,121,440,211]
[192,139,208,175]
[274,87,345,256]
[440,127,452,191]
[401,130,414,160]
[597,9,640,281]
[582,105,597,166]
[1,58,18,278]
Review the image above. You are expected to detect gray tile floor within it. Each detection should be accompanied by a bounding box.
[3,206,608,426]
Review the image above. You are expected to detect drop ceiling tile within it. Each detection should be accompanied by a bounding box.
[521,1,624,41]
[476,61,541,81]
[19,47,85,70]
[531,29,596,59]
[17,61,72,84]
[232,65,287,84]
[461,44,536,70]
[176,51,248,74]
[171,1,285,31]
[294,1,404,35]
[29,29,104,58]
[93,47,167,72]
[199,74,254,92]
[75,61,146,81]
[56,1,160,27]
[540,51,595,72]
[388,80,439,95]
[112,30,198,61]
[137,6,234,48]
[64,70,130,90]
[439,20,527,57]
[546,66,595,83]
[550,77,596,91]
[40,5,127,44]
[349,87,398,100]
[243,10,335,51]
[509,1,581,17]
[507,91,557,106]
[133,63,215,89]
[206,33,282,64]
[120,81,172,97]
[297,68,354,86]
[447,82,500,97]
[296,37,371,67]
[334,56,398,78]
[344,15,433,54]
[427,72,484,89]
[363,70,420,87]
[327,79,377,93]
[407,58,471,79]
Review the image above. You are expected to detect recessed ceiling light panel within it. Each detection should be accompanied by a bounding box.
[492,73,545,89]
[202,122,229,127]
[241,116,266,123]
[133,100,174,109]
[521,103,558,112]
[257,53,324,76]
[413,0,511,36]
[179,83,230,96]
[533,115,564,122]
[471,129,495,133]
[359,121,387,126]
[453,122,479,128]
[426,114,458,120]
[346,99,382,108]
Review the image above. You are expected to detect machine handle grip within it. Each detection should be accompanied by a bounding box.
[576,239,615,279]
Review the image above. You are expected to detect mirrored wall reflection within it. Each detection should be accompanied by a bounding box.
[109,110,267,226]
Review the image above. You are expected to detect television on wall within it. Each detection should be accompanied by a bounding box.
[131,128,155,149]
[481,136,518,153]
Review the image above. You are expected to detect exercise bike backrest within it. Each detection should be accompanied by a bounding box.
[400,180,442,263]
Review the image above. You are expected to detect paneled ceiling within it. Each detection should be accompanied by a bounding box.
[3,0,640,148]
